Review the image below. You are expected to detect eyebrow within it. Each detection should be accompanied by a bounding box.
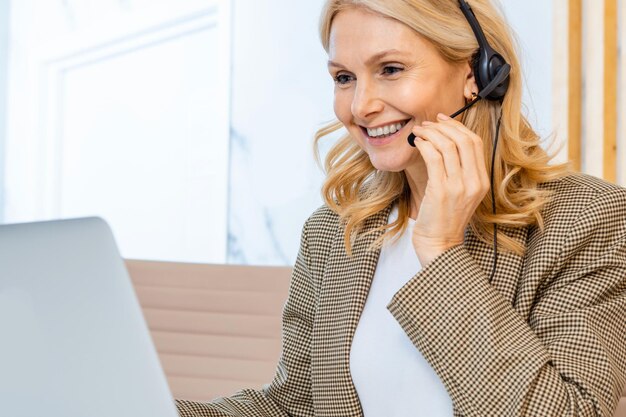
[327,49,408,69]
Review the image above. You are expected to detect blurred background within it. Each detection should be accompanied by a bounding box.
[0,0,623,266]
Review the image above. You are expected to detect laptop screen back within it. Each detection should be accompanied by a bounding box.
[0,217,178,417]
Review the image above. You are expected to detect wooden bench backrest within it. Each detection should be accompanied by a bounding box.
[126,259,291,402]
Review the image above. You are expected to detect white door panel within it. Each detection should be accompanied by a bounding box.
[5,0,230,263]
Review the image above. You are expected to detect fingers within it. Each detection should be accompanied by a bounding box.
[411,134,446,186]
[435,114,491,192]
[408,114,492,257]
[412,124,462,179]
[436,114,489,181]
[410,113,490,194]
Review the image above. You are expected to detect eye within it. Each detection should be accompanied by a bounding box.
[333,73,355,86]
[382,66,403,76]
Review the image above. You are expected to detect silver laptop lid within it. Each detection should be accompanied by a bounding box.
[0,217,178,417]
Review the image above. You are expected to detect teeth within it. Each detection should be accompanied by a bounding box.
[367,121,407,138]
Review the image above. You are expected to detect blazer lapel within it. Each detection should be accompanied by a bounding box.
[311,205,391,417]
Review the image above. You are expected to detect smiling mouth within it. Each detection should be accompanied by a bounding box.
[362,120,411,138]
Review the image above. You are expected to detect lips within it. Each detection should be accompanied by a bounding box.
[359,119,411,146]
[366,120,410,138]
[361,120,411,146]
[362,119,411,139]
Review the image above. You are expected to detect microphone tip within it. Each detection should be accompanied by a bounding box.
[407,133,417,147]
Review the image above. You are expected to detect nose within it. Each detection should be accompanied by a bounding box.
[351,79,383,122]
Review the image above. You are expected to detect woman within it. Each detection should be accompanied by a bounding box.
[177,0,626,416]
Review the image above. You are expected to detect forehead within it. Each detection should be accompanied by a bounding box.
[328,7,426,58]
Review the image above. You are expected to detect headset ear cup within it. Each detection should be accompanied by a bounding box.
[474,50,510,101]
[487,54,510,100]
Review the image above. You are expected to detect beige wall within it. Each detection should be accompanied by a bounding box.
[554,0,625,186]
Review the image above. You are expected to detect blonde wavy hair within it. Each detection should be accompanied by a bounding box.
[315,0,572,256]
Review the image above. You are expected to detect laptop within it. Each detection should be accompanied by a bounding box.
[0,217,179,417]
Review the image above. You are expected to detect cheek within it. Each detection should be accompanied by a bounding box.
[392,80,438,117]
[333,90,353,123]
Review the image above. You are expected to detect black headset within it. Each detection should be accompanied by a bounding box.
[408,0,510,146]
[407,0,510,282]
[458,0,510,101]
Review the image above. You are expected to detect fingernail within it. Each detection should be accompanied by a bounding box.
[421,121,433,126]
[437,113,451,120]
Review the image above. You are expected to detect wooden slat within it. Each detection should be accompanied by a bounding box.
[135,286,287,315]
[603,0,618,182]
[127,259,292,292]
[159,353,276,382]
[620,0,626,186]
[151,331,282,360]
[568,0,583,171]
[142,308,282,338]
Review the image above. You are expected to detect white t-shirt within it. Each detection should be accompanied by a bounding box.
[350,205,453,416]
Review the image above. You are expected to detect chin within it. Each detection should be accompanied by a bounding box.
[368,157,410,173]
[367,150,414,173]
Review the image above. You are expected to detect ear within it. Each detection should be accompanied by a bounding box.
[462,61,479,100]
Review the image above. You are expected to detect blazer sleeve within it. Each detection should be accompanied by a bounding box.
[387,187,626,417]
[176,220,316,417]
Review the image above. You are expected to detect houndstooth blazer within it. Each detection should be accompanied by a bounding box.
[176,172,626,417]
